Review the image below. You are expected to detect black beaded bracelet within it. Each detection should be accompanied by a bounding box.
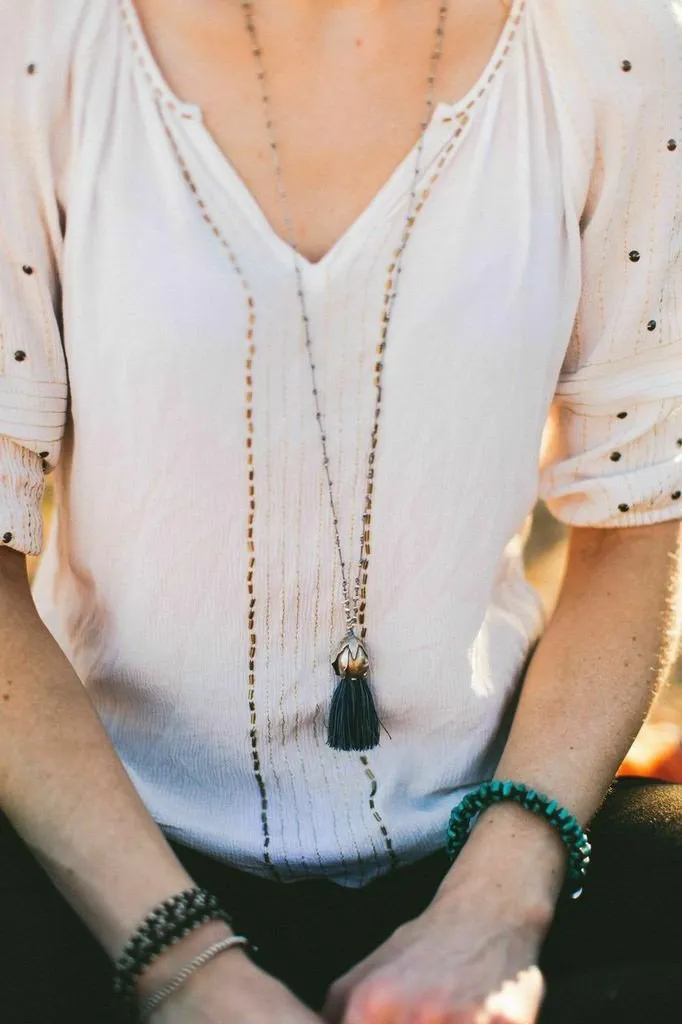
[113,887,233,1009]
[446,780,591,899]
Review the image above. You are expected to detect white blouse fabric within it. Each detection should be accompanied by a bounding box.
[1,0,681,884]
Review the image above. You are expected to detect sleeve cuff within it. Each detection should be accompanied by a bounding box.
[0,437,45,556]
[542,453,682,528]
[544,495,682,529]
[0,376,68,444]
[540,393,682,528]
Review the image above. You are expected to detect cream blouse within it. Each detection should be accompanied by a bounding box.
[1,0,681,884]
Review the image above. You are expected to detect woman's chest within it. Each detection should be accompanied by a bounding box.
[125,0,513,264]
[63,67,577,448]
[60,24,581,593]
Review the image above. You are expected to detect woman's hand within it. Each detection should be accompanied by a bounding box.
[322,888,545,1024]
[150,950,322,1023]
[322,802,564,1024]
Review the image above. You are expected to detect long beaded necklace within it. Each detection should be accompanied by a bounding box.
[240,0,450,751]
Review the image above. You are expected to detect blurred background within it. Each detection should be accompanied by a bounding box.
[30,486,682,783]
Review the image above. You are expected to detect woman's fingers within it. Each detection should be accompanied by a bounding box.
[482,964,545,1022]
[323,958,380,1023]
[324,898,546,1024]
[323,975,355,1023]
[327,964,544,1024]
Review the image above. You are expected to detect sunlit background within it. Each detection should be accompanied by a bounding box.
[30,487,682,782]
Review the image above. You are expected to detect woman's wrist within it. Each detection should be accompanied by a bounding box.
[134,917,243,1001]
[436,800,567,930]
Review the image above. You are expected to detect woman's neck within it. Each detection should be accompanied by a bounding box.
[132,0,513,262]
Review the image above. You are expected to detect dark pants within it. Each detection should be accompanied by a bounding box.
[2,778,681,1024]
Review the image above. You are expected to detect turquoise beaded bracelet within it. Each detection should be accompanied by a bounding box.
[446,780,591,899]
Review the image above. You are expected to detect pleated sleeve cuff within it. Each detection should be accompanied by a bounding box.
[540,393,682,528]
[0,437,46,556]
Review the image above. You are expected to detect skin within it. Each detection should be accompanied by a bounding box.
[320,520,681,1024]
[131,0,513,265]
[1,1,679,1022]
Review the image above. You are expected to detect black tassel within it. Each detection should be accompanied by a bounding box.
[327,676,381,751]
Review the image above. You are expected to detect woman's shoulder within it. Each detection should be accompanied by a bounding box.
[0,0,94,59]
[541,0,680,31]
[538,0,682,71]
[0,0,121,147]
[0,0,118,102]
[534,0,682,123]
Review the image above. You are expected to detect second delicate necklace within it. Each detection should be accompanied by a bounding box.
[240,0,450,751]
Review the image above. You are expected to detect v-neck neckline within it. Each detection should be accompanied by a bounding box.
[181,97,462,277]
[117,0,527,277]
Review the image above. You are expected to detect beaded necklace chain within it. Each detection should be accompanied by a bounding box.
[240,0,450,750]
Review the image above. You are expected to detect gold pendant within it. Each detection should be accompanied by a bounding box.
[332,629,370,681]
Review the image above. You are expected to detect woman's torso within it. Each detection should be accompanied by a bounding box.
[30,0,592,882]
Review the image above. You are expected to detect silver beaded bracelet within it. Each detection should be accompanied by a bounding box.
[138,934,250,1021]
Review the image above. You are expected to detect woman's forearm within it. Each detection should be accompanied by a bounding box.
[0,548,211,959]
[438,519,681,914]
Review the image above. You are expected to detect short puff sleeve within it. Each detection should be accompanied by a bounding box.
[539,0,682,528]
